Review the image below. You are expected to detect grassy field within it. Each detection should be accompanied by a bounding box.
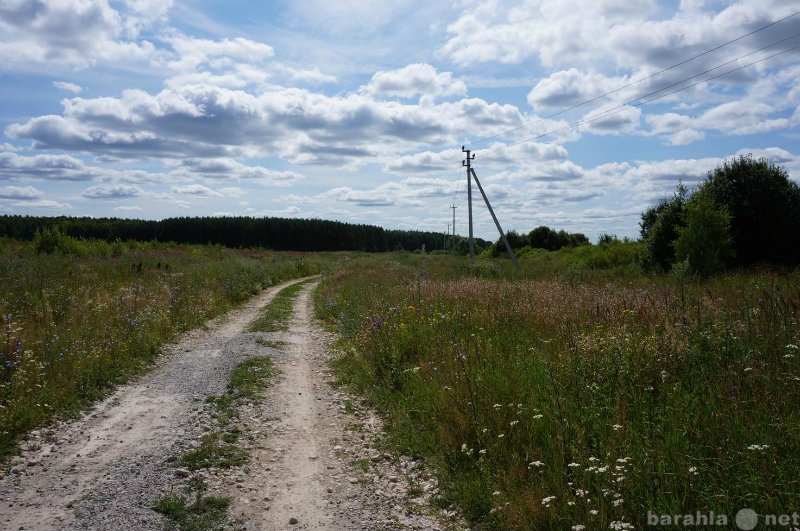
[0,237,322,460]
[316,253,800,530]
[4,235,799,530]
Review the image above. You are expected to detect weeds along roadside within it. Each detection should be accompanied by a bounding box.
[0,238,325,462]
[314,254,800,530]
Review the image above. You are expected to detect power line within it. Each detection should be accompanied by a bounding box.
[481,40,800,157]
[464,9,800,149]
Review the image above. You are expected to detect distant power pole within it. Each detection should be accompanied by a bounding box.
[450,204,457,255]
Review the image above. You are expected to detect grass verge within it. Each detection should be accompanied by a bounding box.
[315,255,800,530]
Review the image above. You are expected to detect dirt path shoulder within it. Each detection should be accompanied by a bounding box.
[0,279,464,531]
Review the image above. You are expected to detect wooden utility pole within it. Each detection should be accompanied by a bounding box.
[462,147,475,263]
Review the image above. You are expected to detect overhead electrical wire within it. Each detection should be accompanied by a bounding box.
[463,9,800,150]
[480,39,800,157]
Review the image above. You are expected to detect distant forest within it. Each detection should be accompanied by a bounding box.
[0,215,489,253]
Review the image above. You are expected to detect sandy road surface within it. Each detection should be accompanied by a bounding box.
[1,279,463,531]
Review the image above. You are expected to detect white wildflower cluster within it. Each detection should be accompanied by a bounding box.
[572,525,586,531]
[613,497,625,507]
[614,456,630,483]
[541,495,556,507]
[528,460,545,469]
[585,459,608,474]
[609,520,635,530]
[489,494,511,515]
[565,455,631,520]
[460,443,474,456]
[688,466,699,476]
[747,444,770,451]
[489,503,510,514]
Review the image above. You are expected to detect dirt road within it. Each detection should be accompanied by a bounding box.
[1,279,462,530]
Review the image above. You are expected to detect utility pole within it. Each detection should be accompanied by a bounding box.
[450,204,457,255]
[462,147,475,263]
[461,146,521,270]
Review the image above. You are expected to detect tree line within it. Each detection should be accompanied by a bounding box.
[640,154,800,276]
[490,226,591,256]
[0,215,489,253]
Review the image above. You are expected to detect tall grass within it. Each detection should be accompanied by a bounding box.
[0,238,322,460]
[316,254,800,530]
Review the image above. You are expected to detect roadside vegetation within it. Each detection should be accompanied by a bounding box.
[316,251,799,530]
[0,235,321,461]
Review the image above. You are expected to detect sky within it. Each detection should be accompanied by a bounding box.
[1,0,799,243]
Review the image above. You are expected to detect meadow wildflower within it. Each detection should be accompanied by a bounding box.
[747,444,769,451]
[609,521,634,530]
